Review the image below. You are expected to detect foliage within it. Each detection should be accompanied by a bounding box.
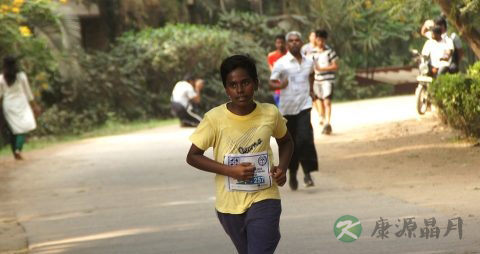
[0,0,79,146]
[217,10,285,51]
[430,63,480,137]
[385,0,480,59]
[1,0,61,95]
[308,0,432,69]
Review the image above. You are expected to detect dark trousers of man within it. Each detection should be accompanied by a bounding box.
[216,199,281,254]
[437,66,451,76]
[284,108,318,176]
[170,101,201,127]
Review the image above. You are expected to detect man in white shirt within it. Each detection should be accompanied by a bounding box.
[171,74,203,127]
[434,16,464,73]
[300,31,316,57]
[422,26,454,77]
[269,31,318,190]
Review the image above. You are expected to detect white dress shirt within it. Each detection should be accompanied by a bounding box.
[422,37,454,68]
[270,52,314,116]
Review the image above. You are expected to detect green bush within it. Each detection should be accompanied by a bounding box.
[430,63,480,137]
[35,24,274,135]
[467,61,480,77]
[35,105,108,135]
[217,11,285,51]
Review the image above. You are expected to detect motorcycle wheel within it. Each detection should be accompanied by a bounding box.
[415,84,428,115]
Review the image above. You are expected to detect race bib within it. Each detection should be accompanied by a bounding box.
[223,151,272,192]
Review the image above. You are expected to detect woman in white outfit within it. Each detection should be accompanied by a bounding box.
[0,56,39,160]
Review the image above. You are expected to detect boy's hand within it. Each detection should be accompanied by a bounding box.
[270,166,286,186]
[230,162,255,181]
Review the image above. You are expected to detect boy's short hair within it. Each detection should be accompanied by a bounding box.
[315,29,328,39]
[285,31,302,41]
[220,55,258,87]
[275,34,285,41]
[434,16,447,30]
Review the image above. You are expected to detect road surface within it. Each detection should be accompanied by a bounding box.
[1,95,479,254]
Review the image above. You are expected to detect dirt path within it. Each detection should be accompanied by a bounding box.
[314,103,480,225]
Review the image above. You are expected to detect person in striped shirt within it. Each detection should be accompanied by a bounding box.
[311,29,338,135]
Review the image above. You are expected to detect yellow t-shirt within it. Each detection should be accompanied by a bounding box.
[189,102,288,214]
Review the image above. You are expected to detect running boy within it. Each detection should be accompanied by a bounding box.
[186,55,294,254]
[312,29,338,135]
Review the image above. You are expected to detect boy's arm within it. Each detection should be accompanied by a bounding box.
[269,79,288,91]
[314,59,338,72]
[186,144,255,180]
[270,132,294,186]
[269,62,288,91]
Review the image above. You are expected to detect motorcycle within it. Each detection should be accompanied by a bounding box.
[412,49,433,115]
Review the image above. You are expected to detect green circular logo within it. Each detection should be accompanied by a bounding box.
[333,215,362,243]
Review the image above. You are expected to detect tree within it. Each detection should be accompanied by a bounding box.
[0,0,80,147]
[0,0,80,92]
[436,0,480,58]
[307,0,421,69]
[384,0,480,59]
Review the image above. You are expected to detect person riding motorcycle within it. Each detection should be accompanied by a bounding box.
[413,25,454,115]
[421,25,454,77]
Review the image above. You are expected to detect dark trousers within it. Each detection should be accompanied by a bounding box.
[170,101,202,127]
[0,113,24,154]
[437,66,451,76]
[449,62,459,74]
[216,199,281,254]
[284,108,318,176]
[11,134,25,153]
[436,63,459,77]
[5,126,24,154]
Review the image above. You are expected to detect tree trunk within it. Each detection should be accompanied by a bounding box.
[436,0,480,59]
[249,0,263,15]
[219,0,226,12]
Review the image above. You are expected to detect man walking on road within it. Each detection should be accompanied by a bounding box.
[269,31,319,190]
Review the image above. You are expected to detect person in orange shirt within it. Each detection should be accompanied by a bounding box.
[267,35,286,106]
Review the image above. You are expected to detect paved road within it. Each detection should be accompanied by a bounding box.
[1,96,479,253]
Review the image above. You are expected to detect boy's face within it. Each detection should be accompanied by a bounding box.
[225,68,257,107]
[275,38,286,51]
[315,36,326,48]
[309,32,316,44]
